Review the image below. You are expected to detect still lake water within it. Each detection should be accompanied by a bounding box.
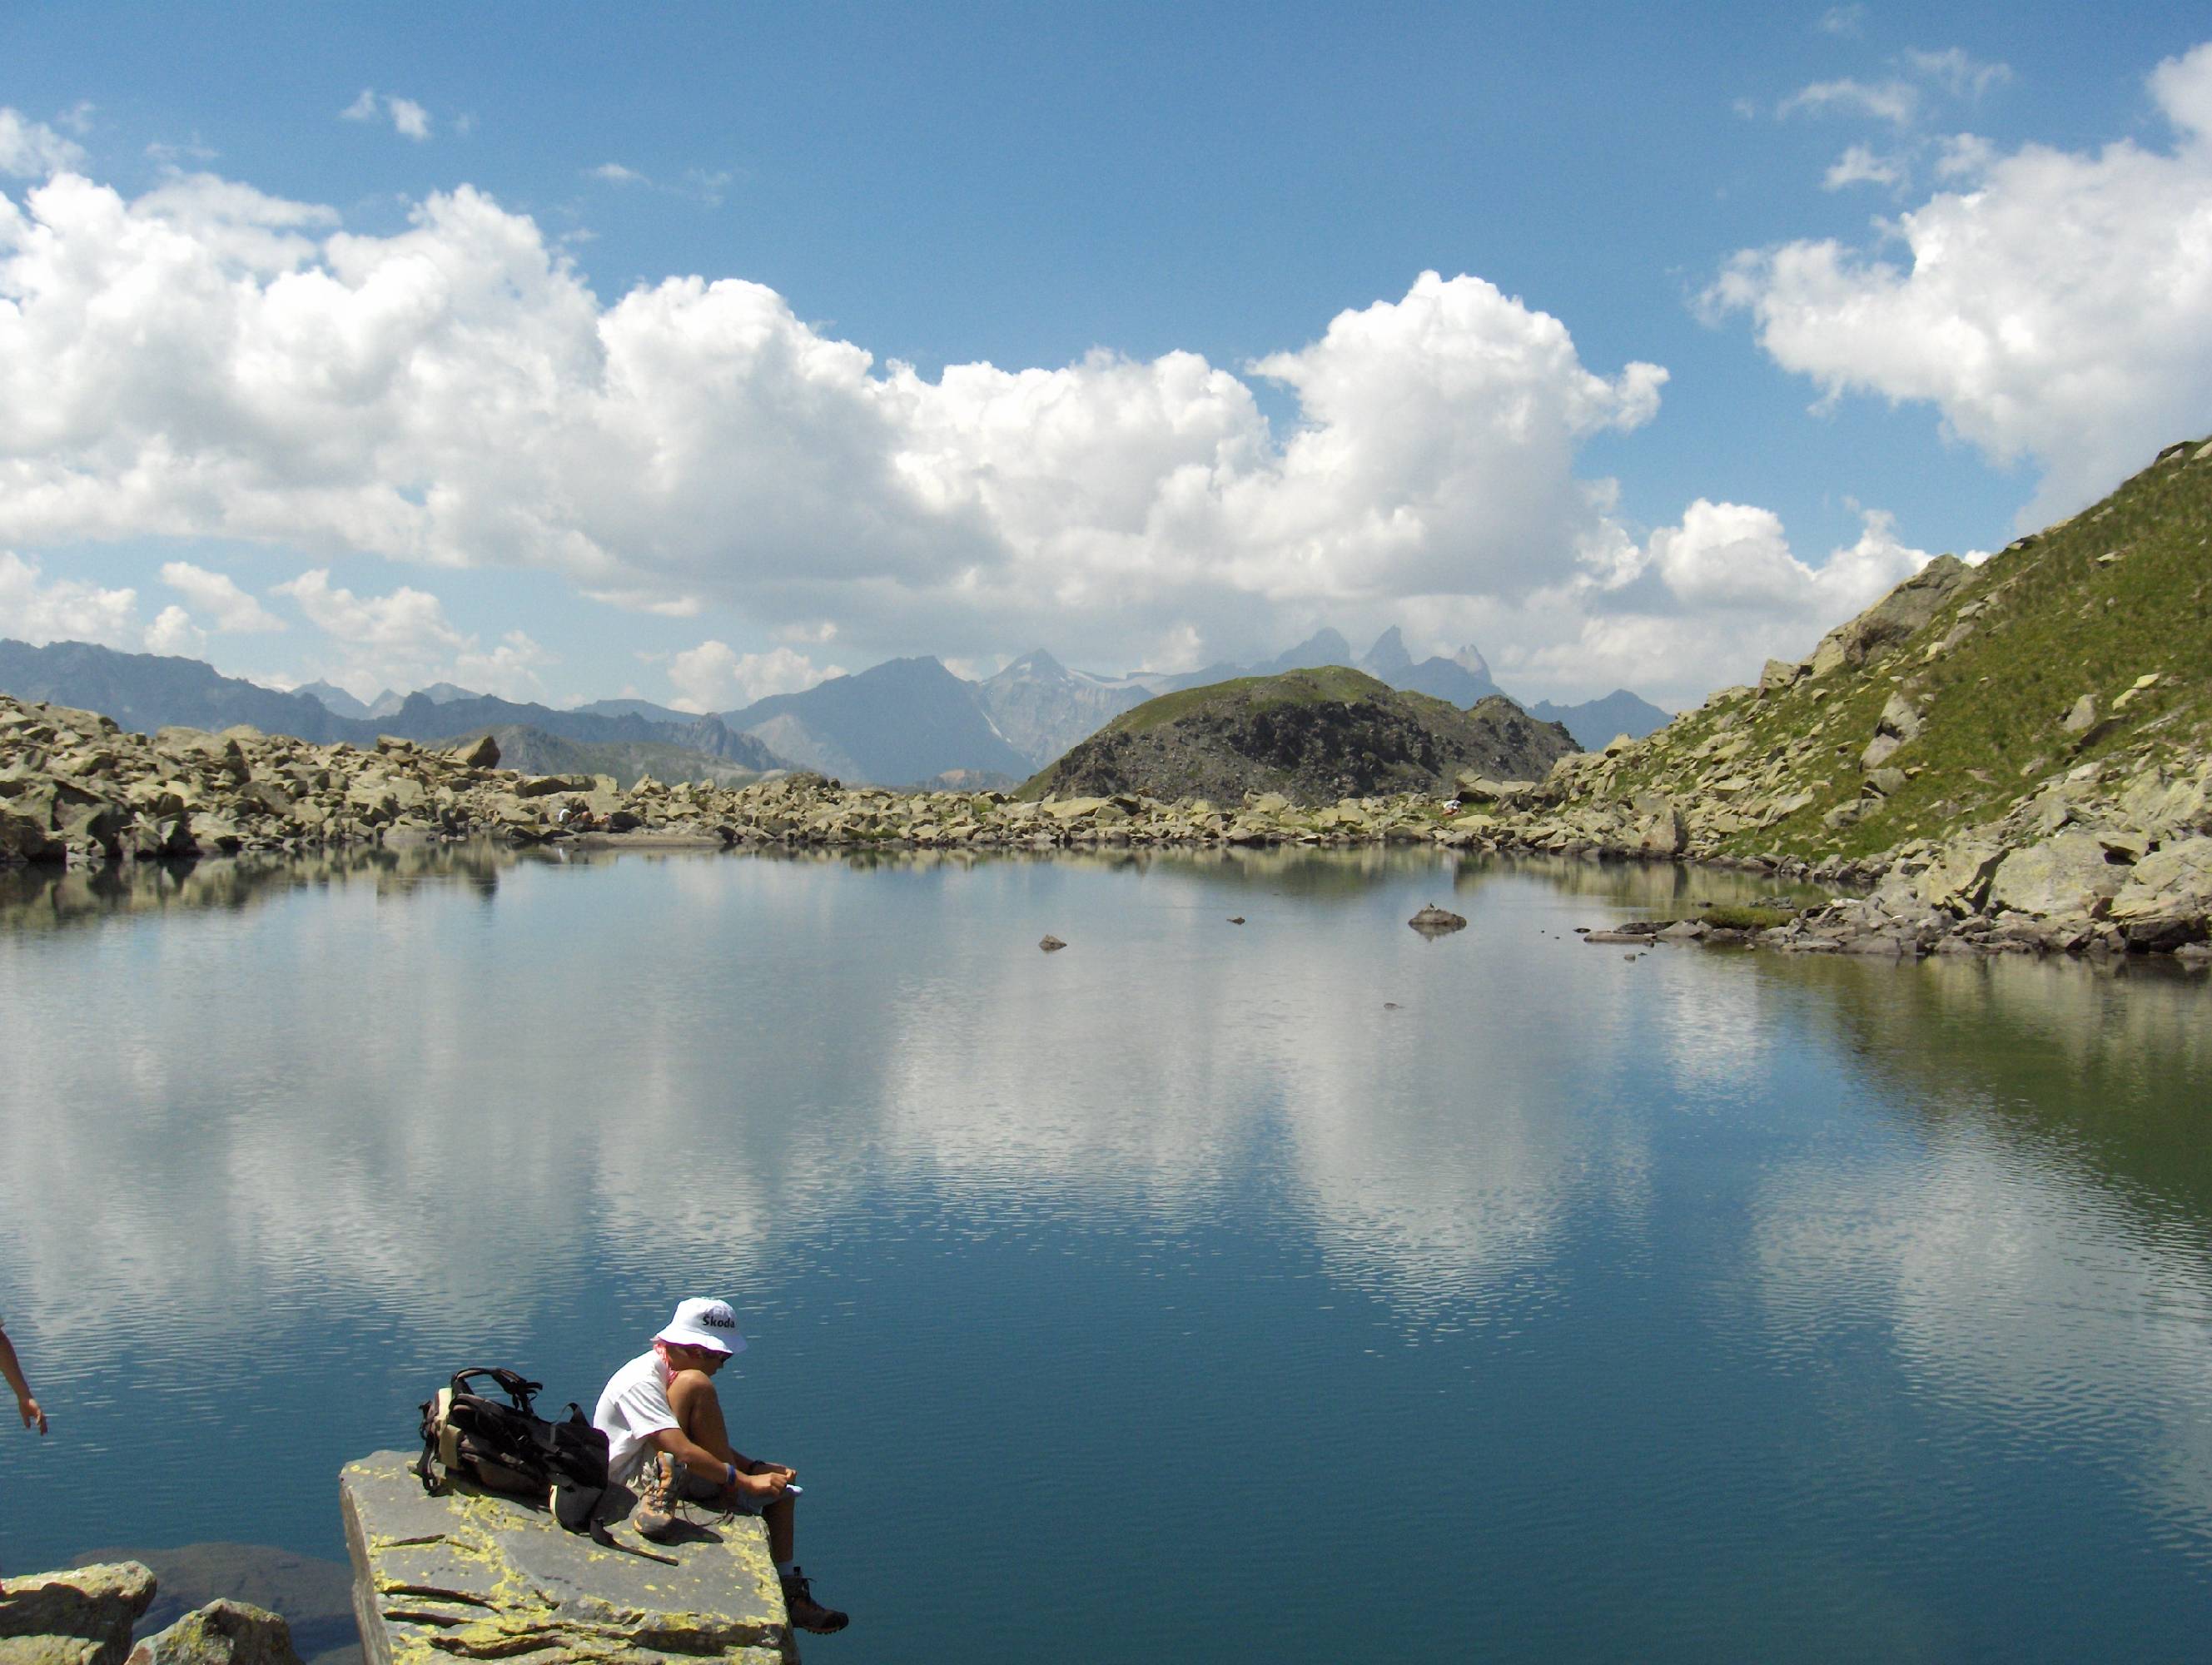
[2,842,2210,1662]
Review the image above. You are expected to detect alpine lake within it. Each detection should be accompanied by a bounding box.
[2,840,2210,1663]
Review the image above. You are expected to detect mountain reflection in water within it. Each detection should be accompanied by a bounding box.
[1,845,2207,1663]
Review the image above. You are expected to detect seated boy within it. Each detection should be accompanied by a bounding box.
[594,1297,848,1635]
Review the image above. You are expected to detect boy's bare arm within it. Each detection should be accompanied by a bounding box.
[647,1427,789,1498]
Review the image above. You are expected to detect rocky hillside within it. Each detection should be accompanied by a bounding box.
[1020,667,1578,803]
[1447,435,2210,952]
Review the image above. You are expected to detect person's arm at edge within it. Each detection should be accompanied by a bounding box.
[0,1325,46,1434]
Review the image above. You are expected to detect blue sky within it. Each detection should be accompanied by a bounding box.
[2,3,2209,711]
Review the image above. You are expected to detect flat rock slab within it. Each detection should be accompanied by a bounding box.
[340,1453,793,1665]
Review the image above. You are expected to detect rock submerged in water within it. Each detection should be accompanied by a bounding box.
[1407,903,1467,935]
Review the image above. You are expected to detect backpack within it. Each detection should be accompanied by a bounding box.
[416,1366,610,1531]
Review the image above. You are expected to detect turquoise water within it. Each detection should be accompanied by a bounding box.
[2,844,2210,1662]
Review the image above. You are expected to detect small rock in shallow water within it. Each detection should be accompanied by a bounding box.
[1407,903,1467,935]
[1228,916,1245,924]
[1039,934,1066,952]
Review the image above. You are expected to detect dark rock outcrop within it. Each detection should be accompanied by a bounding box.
[1023,668,1578,804]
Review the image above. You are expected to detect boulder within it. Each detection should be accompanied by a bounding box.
[2112,673,2161,712]
[1038,934,1067,952]
[1041,797,1108,822]
[0,1560,157,1665]
[1864,767,1909,798]
[340,1450,793,1664]
[1988,832,2128,920]
[1807,555,1972,676]
[1407,903,1467,934]
[1876,692,1924,743]
[514,775,592,800]
[2060,694,2099,735]
[0,786,60,861]
[451,734,500,770]
[1630,793,1687,856]
[2107,836,2212,947]
[2118,760,2212,840]
[124,1601,301,1665]
[1911,842,2006,913]
[1757,658,1802,694]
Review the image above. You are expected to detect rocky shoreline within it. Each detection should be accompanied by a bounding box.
[0,1558,310,1663]
[2,693,2206,967]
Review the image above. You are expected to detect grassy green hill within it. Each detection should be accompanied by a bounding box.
[1021,667,1578,803]
[1552,435,2212,866]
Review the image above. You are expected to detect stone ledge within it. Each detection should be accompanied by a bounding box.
[340,1452,793,1664]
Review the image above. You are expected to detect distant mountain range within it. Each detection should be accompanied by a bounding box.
[1527,689,1672,751]
[723,656,1034,785]
[0,625,1670,792]
[0,640,789,778]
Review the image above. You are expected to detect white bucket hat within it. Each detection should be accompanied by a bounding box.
[656,1296,748,1356]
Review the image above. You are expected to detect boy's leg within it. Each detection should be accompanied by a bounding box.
[668,1371,798,1563]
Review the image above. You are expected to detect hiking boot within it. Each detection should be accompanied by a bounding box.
[779,1567,849,1634]
[632,1456,679,1543]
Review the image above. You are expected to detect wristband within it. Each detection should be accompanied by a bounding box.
[726,1462,739,1489]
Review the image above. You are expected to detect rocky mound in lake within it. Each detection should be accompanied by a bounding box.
[1019,667,1579,803]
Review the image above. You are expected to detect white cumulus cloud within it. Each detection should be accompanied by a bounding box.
[1474,503,1951,707]
[0,142,1678,679]
[1717,39,2212,526]
[1823,143,1905,191]
[160,560,285,633]
[143,604,205,656]
[340,90,431,142]
[0,550,142,648]
[1780,77,1920,126]
[667,641,844,713]
[0,110,86,177]
[271,569,549,700]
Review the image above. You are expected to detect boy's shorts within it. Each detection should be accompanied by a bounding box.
[674,1464,763,1516]
[613,1454,767,1518]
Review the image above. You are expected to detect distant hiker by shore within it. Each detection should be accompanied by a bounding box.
[594,1298,850,1635]
[2,1321,45,1438]
[2,1319,47,1585]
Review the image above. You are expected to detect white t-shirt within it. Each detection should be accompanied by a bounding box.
[594,1349,679,1486]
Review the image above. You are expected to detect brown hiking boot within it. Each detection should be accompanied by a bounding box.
[631,1455,679,1543]
[780,1567,849,1634]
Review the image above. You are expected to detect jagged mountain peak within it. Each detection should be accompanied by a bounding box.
[997,649,1068,680]
[1362,627,1414,679]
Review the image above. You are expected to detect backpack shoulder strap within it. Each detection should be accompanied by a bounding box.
[450,1367,544,1412]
